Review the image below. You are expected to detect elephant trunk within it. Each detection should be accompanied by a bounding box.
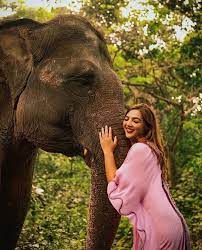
[86,166,120,250]
[85,123,129,249]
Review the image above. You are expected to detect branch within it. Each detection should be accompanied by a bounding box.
[167,68,184,85]
[112,49,119,64]
[123,81,181,107]
[152,68,166,97]
[122,81,156,90]
[184,102,200,116]
[148,92,181,107]
[154,62,202,71]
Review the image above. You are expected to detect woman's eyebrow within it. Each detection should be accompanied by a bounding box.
[125,116,141,121]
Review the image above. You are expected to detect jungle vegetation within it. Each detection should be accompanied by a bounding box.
[0,0,201,249]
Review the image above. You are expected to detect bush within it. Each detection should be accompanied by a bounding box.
[171,153,202,249]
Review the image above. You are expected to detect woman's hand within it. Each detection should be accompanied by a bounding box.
[99,125,118,155]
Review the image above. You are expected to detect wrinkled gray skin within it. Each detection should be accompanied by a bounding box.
[0,15,129,249]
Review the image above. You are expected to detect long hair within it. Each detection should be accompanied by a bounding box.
[125,103,168,181]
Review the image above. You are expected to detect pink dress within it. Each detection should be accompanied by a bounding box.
[107,143,191,250]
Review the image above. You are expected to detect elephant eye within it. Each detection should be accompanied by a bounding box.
[76,72,95,85]
[65,71,95,89]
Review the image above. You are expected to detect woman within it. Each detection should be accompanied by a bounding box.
[99,103,191,250]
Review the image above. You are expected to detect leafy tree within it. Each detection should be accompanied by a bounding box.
[83,0,201,185]
[1,0,201,248]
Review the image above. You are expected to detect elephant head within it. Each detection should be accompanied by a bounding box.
[0,15,129,249]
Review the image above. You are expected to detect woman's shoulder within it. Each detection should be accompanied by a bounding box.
[125,142,152,161]
[130,142,152,153]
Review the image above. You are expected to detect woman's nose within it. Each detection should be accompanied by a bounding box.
[126,119,132,126]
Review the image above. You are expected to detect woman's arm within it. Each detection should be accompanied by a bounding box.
[103,151,117,182]
[99,125,118,183]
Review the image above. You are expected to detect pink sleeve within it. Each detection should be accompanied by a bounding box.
[107,143,154,216]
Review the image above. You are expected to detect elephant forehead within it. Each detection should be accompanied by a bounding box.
[39,63,62,86]
[40,57,100,75]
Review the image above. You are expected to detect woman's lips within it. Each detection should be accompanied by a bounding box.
[125,128,135,134]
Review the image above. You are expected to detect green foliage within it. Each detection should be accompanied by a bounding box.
[1,0,201,248]
[82,0,128,26]
[17,152,90,249]
[172,154,202,249]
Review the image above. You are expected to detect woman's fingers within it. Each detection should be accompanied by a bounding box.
[98,126,118,152]
[114,136,118,146]
[109,126,112,139]
[105,125,109,136]
[99,132,102,140]
[100,126,114,139]
[101,127,105,137]
[101,125,109,137]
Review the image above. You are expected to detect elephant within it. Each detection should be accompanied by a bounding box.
[0,14,129,249]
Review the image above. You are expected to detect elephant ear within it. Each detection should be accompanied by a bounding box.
[0,18,42,108]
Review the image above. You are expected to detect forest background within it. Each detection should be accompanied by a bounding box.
[0,0,201,249]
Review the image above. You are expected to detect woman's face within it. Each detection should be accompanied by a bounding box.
[123,109,145,143]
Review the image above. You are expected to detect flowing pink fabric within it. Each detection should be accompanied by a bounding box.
[107,143,190,250]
